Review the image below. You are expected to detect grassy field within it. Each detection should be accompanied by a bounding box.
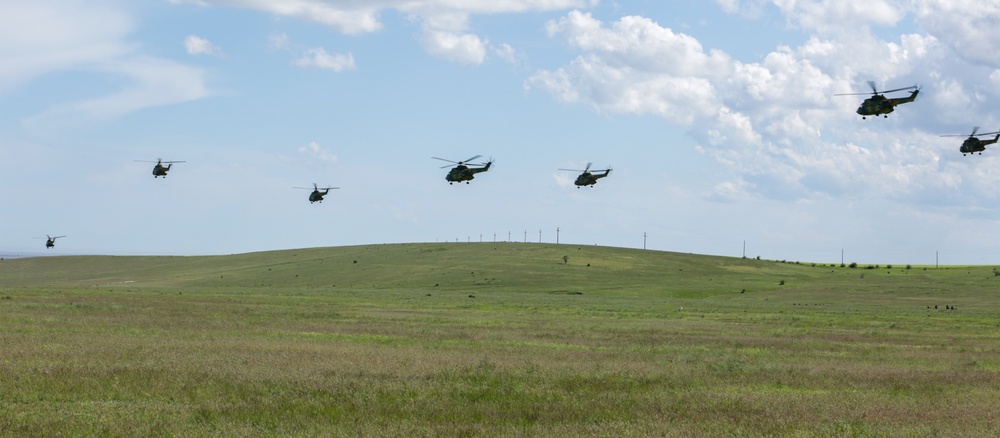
[2,243,1000,436]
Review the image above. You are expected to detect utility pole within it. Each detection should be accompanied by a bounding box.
[538,229,542,243]
[841,249,844,265]
[936,250,939,268]
[644,232,648,250]
[524,230,527,243]
[556,227,560,244]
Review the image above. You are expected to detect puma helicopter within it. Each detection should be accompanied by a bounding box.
[835,81,919,119]
[432,155,493,185]
[941,127,1000,156]
[293,183,339,203]
[559,162,612,188]
[136,159,185,178]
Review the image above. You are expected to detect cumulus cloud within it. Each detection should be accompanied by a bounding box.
[171,0,596,64]
[422,30,487,65]
[775,0,906,34]
[268,32,292,51]
[492,43,521,66]
[528,7,1000,209]
[184,34,222,56]
[293,48,356,72]
[298,141,338,164]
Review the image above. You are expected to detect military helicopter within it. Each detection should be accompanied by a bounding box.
[559,162,612,188]
[835,81,920,119]
[293,183,339,203]
[941,127,1000,156]
[135,159,185,178]
[432,155,493,184]
[45,235,65,249]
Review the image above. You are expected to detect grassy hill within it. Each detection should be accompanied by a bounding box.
[3,243,1000,436]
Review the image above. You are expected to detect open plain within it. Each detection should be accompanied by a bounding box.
[2,243,999,436]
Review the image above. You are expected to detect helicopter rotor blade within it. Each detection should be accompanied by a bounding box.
[971,126,980,137]
[879,85,918,94]
[584,162,592,173]
[462,155,482,165]
[432,156,461,167]
[867,80,877,93]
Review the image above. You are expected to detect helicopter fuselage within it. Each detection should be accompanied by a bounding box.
[152,163,171,177]
[446,162,491,184]
[309,189,330,203]
[960,134,1000,155]
[857,89,919,119]
[574,170,611,187]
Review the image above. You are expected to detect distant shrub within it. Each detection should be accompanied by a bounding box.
[886,264,893,269]
[906,264,912,270]
[779,280,785,285]
[849,262,858,268]
[865,265,875,270]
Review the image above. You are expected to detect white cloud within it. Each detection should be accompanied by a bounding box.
[24,56,212,125]
[528,7,1000,210]
[297,141,338,164]
[171,0,596,64]
[774,0,906,34]
[0,1,212,122]
[492,43,523,66]
[184,34,222,56]
[268,32,292,51]
[293,48,356,72]
[0,0,134,92]
[422,30,487,65]
[914,0,1000,67]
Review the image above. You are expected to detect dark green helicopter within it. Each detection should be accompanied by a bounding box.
[294,183,339,203]
[835,81,919,119]
[136,159,185,178]
[941,127,1000,156]
[45,235,65,249]
[432,155,493,184]
[559,162,612,188]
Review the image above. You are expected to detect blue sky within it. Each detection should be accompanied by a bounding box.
[3,0,1000,265]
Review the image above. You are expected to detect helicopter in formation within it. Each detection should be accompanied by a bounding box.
[136,159,185,178]
[941,127,1000,156]
[432,155,493,184]
[45,235,65,249]
[835,81,920,119]
[559,162,612,188]
[294,183,339,203]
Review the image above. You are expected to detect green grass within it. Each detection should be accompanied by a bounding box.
[2,243,1000,436]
